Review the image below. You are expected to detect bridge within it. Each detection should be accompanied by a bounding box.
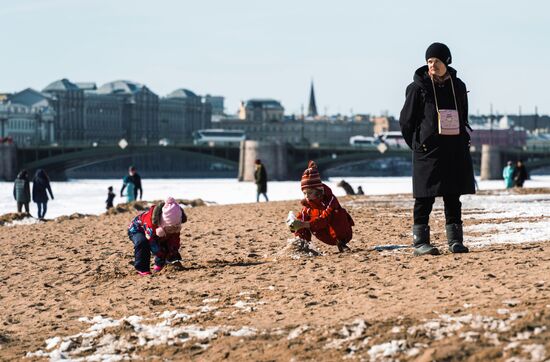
[15,144,240,179]
[1,142,550,181]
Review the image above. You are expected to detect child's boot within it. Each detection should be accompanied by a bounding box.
[446,224,469,253]
[137,270,152,276]
[412,224,440,256]
[337,240,351,253]
[153,264,164,272]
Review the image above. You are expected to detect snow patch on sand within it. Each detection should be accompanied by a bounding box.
[459,193,550,248]
[465,220,550,247]
[325,319,369,349]
[3,217,42,227]
[367,339,407,361]
[462,194,550,220]
[288,325,309,340]
[26,307,258,361]
[322,311,546,360]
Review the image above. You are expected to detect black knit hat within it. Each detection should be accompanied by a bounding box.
[425,42,452,65]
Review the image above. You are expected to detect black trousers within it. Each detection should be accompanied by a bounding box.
[17,202,29,213]
[414,195,462,225]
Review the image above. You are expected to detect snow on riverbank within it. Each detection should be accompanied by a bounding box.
[2,175,550,218]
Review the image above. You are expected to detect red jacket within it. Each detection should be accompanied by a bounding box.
[128,204,186,259]
[295,184,354,245]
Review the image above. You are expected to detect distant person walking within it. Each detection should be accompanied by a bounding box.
[356,186,365,195]
[106,186,116,209]
[254,159,269,202]
[502,161,515,189]
[32,169,54,220]
[399,42,475,256]
[130,166,143,200]
[13,169,31,215]
[514,160,529,188]
[120,166,137,203]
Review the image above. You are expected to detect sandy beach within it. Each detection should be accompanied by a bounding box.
[1,189,549,361]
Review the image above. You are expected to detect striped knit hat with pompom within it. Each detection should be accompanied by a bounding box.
[301,160,323,190]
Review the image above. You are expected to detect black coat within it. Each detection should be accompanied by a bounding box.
[514,165,528,186]
[254,165,268,193]
[399,66,475,198]
[32,169,54,203]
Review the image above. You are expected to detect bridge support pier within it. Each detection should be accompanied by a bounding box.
[480,144,502,180]
[0,144,17,181]
[239,140,288,181]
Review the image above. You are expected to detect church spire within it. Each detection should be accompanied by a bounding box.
[307,80,318,118]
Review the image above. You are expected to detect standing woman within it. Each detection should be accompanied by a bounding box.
[399,42,475,256]
[32,169,54,220]
[254,159,269,202]
[13,169,31,214]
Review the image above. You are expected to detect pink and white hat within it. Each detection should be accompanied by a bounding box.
[156,197,182,237]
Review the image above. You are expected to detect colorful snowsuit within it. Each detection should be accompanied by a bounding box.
[294,184,354,246]
[128,204,187,272]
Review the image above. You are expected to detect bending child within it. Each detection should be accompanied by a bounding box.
[128,197,187,276]
[289,161,355,252]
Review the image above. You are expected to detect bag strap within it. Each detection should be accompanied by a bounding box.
[430,76,459,112]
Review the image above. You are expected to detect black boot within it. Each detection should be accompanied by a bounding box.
[337,240,351,253]
[446,224,469,253]
[412,224,440,256]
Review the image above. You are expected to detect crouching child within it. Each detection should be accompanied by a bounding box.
[128,197,187,276]
[289,161,355,252]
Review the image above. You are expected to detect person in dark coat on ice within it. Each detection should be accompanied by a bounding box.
[32,169,54,220]
[254,159,269,202]
[130,166,143,200]
[513,160,529,188]
[13,169,31,214]
[399,42,475,256]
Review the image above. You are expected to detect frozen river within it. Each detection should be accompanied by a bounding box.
[2,176,550,218]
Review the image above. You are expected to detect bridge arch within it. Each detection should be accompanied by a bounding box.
[20,146,239,179]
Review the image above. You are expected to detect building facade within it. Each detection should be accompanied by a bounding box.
[239,99,285,122]
[1,88,55,145]
[204,95,224,115]
[371,116,400,136]
[160,89,212,143]
[83,89,128,144]
[218,118,373,146]
[97,80,160,145]
[42,79,85,145]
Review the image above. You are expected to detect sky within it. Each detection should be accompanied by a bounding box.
[1,0,549,117]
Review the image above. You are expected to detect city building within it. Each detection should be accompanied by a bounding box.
[204,95,224,115]
[218,117,372,146]
[97,80,159,145]
[1,88,55,145]
[371,116,400,136]
[82,84,127,144]
[160,88,212,143]
[469,114,550,133]
[469,129,527,148]
[42,79,85,145]
[240,99,285,122]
